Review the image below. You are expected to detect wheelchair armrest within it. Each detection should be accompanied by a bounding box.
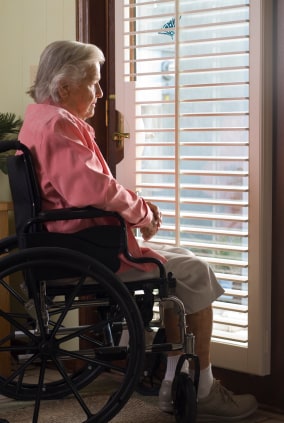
[24,206,167,278]
[24,206,125,235]
[37,206,124,223]
[121,246,167,279]
[0,140,20,153]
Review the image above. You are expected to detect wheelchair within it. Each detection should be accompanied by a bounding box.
[0,140,199,423]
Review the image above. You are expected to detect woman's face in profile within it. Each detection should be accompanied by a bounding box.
[61,63,103,120]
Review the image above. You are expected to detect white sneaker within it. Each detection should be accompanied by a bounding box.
[158,378,258,420]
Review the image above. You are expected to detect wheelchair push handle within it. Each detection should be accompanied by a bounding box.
[0,140,21,153]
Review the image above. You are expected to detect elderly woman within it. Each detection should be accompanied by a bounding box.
[18,40,257,420]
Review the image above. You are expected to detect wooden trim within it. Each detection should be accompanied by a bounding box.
[76,0,117,176]
[76,0,90,42]
[0,202,13,211]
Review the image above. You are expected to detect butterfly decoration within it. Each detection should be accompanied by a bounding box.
[158,16,181,40]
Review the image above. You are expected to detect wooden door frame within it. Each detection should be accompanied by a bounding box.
[76,0,117,176]
[75,0,117,340]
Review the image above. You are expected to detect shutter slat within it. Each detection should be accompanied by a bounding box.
[136,182,248,192]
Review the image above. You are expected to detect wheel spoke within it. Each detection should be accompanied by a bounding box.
[52,354,94,419]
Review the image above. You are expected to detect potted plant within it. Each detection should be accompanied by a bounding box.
[0,112,22,174]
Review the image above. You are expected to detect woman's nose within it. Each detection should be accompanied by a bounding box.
[96,83,103,98]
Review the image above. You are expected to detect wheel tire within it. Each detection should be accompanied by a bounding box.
[172,372,197,423]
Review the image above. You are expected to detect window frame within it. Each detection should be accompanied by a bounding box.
[115,0,273,375]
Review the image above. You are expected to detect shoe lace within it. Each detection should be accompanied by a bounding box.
[214,380,238,406]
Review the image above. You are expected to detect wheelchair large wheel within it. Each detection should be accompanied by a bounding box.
[0,247,145,423]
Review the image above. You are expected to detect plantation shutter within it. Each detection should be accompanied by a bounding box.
[115,0,272,375]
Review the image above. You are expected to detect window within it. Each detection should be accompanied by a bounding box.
[115,0,272,375]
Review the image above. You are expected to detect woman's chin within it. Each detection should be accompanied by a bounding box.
[83,110,95,120]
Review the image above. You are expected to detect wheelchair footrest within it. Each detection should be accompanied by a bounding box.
[95,346,128,360]
[145,342,184,353]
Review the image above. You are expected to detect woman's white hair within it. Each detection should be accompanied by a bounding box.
[29,40,105,103]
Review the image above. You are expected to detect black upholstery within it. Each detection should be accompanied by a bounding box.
[7,143,41,235]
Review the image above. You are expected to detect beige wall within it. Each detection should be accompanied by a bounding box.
[0,0,76,200]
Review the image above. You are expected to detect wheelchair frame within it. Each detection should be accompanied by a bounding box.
[0,140,199,423]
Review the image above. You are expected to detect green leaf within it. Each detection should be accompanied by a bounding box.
[0,112,22,137]
[0,112,22,173]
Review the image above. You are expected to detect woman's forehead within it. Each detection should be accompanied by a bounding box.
[84,62,100,81]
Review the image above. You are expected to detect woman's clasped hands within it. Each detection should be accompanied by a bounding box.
[140,201,162,241]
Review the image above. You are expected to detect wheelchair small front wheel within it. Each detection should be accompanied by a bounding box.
[172,372,197,423]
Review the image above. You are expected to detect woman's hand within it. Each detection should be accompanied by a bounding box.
[146,201,162,228]
[140,201,162,241]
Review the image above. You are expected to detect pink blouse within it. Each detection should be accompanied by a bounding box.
[19,103,166,272]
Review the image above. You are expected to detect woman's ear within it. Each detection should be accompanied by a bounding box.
[58,83,70,100]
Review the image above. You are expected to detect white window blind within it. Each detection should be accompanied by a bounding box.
[115,0,272,375]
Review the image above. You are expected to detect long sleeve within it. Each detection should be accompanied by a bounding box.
[40,116,153,228]
[19,104,153,229]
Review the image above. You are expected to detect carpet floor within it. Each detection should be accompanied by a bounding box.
[0,372,175,423]
[0,371,272,423]
[0,393,176,423]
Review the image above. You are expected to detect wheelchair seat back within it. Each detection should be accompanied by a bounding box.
[5,141,121,273]
[7,142,41,235]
